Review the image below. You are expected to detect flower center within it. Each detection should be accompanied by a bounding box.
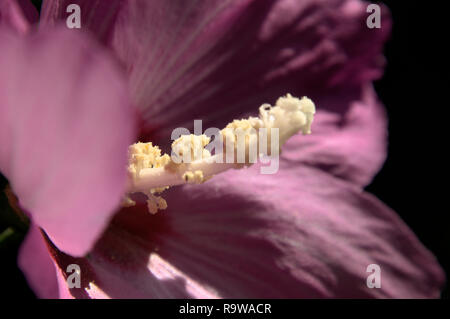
[124,94,315,214]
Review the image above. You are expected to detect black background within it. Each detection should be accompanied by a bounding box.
[369,0,448,298]
[1,0,448,299]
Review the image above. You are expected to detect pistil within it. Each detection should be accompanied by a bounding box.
[124,94,315,214]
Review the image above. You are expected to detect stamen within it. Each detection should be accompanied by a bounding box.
[124,94,315,214]
[172,134,211,163]
[124,142,171,212]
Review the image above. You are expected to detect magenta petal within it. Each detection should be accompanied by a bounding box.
[16,0,38,23]
[282,84,387,187]
[107,0,390,146]
[156,165,443,298]
[0,28,136,256]
[0,0,38,33]
[45,165,444,298]
[18,224,58,298]
[39,1,391,185]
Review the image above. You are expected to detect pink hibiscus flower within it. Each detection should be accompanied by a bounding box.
[0,0,444,298]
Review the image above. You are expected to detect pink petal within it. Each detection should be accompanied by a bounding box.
[44,165,444,298]
[0,0,38,33]
[18,224,58,298]
[110,0,390,147]
[282,84,387,187]
[112,0,390,186]
[40,1,391,145]
[0,28,136,256]
[40,0,392,185]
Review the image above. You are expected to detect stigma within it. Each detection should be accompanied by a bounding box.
[124,94,315,214]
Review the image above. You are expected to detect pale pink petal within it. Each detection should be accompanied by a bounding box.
[43,164,444,298]
[0,0,38,33]
[282,84,387,187]
[0,28,136,256]
[18,224,58,298]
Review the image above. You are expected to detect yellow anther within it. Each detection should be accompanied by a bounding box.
[157,197,168,210]
[146,192,168,215]
[182,170,206,184]
[221,118,260,164]
[150,186,169,194]
[128,142,171,179]
[172,134,211,162]
[126,142,172,214]
[182,171,194,182]
[147,199,158,215]
[194,170,204,183]
[267,94,316,138]
[121,196,136,207]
